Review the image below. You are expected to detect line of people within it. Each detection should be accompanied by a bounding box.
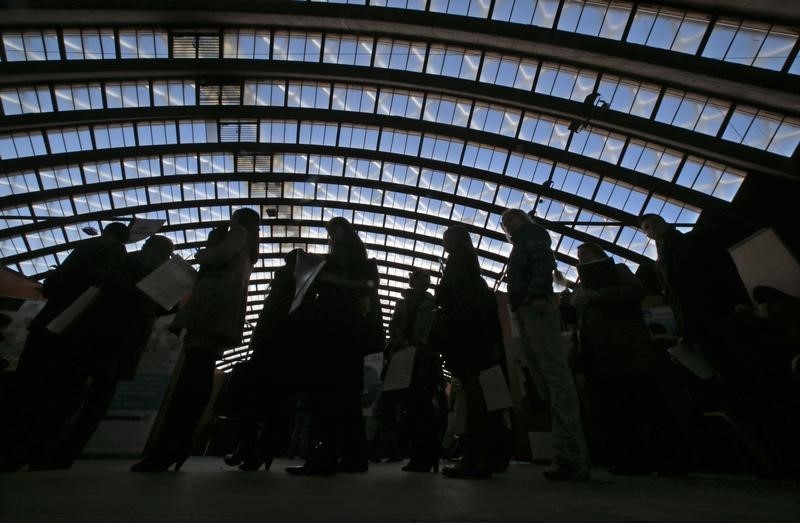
[214,210,591,480]
[3,206,796,480]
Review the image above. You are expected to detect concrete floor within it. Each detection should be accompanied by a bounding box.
[1,458,798,522]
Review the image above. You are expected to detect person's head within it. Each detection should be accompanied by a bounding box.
[325,217,367,263]
[500,209,534,237]
[101,222,130,244]
[325,216,357,246]
[408,268,431,292]
[231,207,260,230]
[231,208,261,264]
[576,242,608,264]
[142,235,174,263]
[639,214,671,241]
[442,224,474,254]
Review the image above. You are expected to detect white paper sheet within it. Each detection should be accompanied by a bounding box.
[728,228,800,300]
[46,286,101,334]
[136,257,197,310]
[381,346,417,392]
[126,218,166,244]
[667,342,715,379]
[290,252,326,314]
[479,364,513,411]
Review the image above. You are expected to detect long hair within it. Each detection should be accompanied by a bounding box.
[231,208,261,264]
[326,217,368,271]
[443,224,480,275]
[443,224,476,254]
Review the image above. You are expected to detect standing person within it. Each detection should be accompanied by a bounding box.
[1,222,129,472]
[637,213,793,476]
[385,269,438,472]
[500,209,590,481]
[637,214,750,380]
[221,249,308,472]
[42,235,175,470]
[286,217,382,476]
[433,225,497,479]
[132,208,260,472]
[571,242,690,475]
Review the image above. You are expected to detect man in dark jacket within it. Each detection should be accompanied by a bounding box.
[501,209,589,481]
[42,235,175,469]
[1,223,130,471]
[638,213,793,476]
[571,242,690,476]
[639,214,750,377]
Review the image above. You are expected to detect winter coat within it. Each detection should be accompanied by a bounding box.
[387,288,438,388]
[432,245,496,373]
[31,236,127,331]
[69,250,169,380]
[506,221,556,309]
[172,225,255,354]
[572,259,653,378]
[654,226,750,339]
[304,248,382,390]
[388,289,436,349]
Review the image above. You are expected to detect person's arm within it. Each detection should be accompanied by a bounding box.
[388,299,405,339]
[194,225,246,266]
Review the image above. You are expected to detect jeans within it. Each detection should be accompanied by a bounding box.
[514,297,589,469]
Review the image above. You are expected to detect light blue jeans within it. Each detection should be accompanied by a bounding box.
[514,297,589,469]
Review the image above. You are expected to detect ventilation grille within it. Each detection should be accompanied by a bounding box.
[277,205,292,219]
[199,84,241,105]
[267,182,282,198]
[172,33,219,58]
[237,154,271,173]
[220,120,257,142]
[251,182,266,198]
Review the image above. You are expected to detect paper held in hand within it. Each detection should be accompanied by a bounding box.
[136,257,197,310]
[290,251,326,313]
[479,364,513,411]
[46,286,101,334]
[126,218,166,244]
[667,342,715,380]
[727,228,800,301]
[381,346,417,392]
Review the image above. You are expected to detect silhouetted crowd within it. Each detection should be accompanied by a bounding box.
[1,207,798,480]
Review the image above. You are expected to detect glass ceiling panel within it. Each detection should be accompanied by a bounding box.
[0,26,790,155]
[301,1,796,72]
[4,12,781,369]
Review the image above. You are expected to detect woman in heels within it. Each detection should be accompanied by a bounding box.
[220,249,307,472]
[286,217,383,476]
[385,269,440,473]
[132,208,261,472]
[431,225,501,479]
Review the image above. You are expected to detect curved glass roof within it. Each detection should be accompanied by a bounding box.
[1,1,797,370]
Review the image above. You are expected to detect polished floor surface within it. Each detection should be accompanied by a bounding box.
[1,458,798,522]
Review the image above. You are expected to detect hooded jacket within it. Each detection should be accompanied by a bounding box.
[506,221,556,309]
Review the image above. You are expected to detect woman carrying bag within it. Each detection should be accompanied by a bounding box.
[132,208,261,472]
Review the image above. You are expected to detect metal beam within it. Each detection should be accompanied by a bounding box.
[1,61,792,180]
[1,2,798,102]
[0,141,729,220]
